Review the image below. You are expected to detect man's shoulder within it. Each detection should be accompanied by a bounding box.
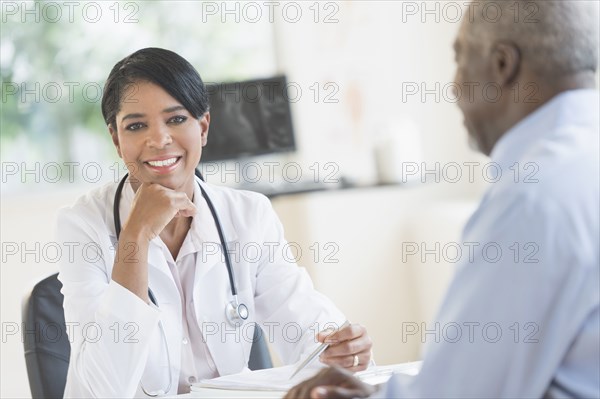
[523,121,599,207]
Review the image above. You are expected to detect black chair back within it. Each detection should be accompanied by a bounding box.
[22,273,70,399]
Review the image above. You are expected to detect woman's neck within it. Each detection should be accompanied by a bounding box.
[160,213,193,260]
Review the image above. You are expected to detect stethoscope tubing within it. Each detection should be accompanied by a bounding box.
[113,170,240,303]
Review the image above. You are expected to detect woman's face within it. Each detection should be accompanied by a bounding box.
[109,80,209,194]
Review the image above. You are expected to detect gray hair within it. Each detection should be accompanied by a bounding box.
[463,0,599,77]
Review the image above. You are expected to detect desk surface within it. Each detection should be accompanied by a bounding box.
[172,389,284,398]
[169,362,421,398]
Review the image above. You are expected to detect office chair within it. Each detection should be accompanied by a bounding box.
[22,273,272,398]
[22,273,70,399]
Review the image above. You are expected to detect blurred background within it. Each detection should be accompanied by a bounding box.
[1,1,499,397]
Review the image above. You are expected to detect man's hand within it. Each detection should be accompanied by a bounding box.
[285,367,376,399]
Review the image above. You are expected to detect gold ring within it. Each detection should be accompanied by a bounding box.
[352,354,359,367]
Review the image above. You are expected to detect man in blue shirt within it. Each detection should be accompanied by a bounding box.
[286,1,599,397]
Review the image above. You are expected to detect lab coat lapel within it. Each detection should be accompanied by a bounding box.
[193,239,247,376]
[192,178,239,279]
[147,242,177,284]
[192,180,246,375]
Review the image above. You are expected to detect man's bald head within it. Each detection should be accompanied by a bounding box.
[462,1,599,79]
[453,0,598,155]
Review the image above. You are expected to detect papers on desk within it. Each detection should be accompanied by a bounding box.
[191,361,422,393]
[355,361,421,385]
[191,364,323,392]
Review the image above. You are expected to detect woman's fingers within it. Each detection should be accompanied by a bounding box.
[172,192,197,217]
[316,324,373,371]
[318,323,367,345]
[321,334,372,358]
[126,183,196,239]
[318,324,372,371]
[320,349,372,371]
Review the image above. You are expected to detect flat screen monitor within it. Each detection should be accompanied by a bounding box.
[201,75,296,162]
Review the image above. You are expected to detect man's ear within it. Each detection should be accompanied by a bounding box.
[109,124,123,158]
[491,42,521,86]
[200,112,210,147]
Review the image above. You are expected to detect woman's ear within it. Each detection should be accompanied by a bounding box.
[108,124,123,158]
[200,112,210,147]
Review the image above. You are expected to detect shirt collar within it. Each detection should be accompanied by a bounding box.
[490,89,599,167]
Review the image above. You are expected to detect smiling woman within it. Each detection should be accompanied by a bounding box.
[55,48,373,398]
[111,82,205,192]
[107,81,206,194]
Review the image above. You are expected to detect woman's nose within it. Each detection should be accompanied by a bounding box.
[146,124,172,148]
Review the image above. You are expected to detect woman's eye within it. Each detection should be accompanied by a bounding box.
[169,115,187,124]
[126,122,145,131]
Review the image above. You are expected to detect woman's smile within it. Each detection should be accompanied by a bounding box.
[143,155,183,175]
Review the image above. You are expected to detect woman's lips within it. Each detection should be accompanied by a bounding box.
[144,156,182,174]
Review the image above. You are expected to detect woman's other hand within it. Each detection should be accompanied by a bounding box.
[318,323,373,371]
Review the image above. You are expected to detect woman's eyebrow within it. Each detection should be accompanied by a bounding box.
[163,105,186,113]
[121,113,144,122]
[120,106,185,123]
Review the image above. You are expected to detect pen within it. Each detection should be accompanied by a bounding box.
[289,320,350,380]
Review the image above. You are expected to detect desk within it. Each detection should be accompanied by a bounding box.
[168,362,421,398]
[172,390,283,398]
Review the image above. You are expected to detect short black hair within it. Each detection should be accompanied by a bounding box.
[101,47,209,129]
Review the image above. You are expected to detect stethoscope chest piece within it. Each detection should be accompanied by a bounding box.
[226,295,249,326]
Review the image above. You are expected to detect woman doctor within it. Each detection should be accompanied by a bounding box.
[56,47,372,398]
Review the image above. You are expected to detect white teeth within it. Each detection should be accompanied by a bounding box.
[147,157,177,167]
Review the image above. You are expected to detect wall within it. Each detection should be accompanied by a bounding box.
[271,184,479,365]
[272,2,487,190]
[1,187,91,398]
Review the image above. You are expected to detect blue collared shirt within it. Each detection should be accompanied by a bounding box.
[378,89,600,398]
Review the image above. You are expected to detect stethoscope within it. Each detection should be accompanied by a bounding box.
[113,169,249,396]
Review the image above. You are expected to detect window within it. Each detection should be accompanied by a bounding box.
[1,1,277,193]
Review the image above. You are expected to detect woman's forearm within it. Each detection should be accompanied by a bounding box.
[111,226,151,303]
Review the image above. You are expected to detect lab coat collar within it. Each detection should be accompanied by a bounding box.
[177,178,219,261]
[195,176,239,243]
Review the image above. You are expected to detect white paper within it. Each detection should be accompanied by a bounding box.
[192,362,422,393]
[192,364,324,392]
[355,361,422,385]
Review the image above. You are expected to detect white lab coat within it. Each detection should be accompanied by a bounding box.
[56,177,345,398]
